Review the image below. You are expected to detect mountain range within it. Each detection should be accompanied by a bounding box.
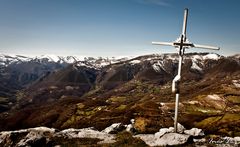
[0,54,129,111]
[0,52,240,138]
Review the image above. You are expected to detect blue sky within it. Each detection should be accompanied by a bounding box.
[0,0,239,57]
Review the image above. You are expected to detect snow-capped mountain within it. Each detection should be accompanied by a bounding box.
[126,53,222,72]
[0,53,227,93]
[0,54,84,67]
[0,53,237,102]
[0,54,32,66]
[0,54,134,111]
[0,54,134,69]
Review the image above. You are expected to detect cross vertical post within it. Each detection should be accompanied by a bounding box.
[152,8,220,133]
[173,8,188,133]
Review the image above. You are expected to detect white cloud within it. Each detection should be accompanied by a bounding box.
[135,0,170,7]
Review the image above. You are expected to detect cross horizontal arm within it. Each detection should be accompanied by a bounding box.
[192,44,220,50]
[152,41,173,46]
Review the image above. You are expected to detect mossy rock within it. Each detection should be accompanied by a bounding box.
[220,113,240,122]
[194,95,207,100]
[195,116,222,128]
[76,110,85,115]
[227,96,240,104]
[77,106,106,117]
[195,113,240,135]
[185,104,222,115]
[109,96,126,103]
[85,110,95,116]
[116,105,127,110]
[62,115,78,128]
[134,117,151,133]
[76,103,85,109]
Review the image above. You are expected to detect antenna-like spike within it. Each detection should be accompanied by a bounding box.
[182,8,188,38]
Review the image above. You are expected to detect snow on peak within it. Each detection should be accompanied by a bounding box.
[191,55,203,71]
[76,61,93,69]
[63,56,79,64]
[152,61,165,72]
[113,55,136,61]
[203,53,220,60]
[0,54,33,66]
[190,53,220,71]
[130,60,141,65]
[37,55,61,62]
[191,61,202,71]
[192,55,202,61]
[0,53,224,70]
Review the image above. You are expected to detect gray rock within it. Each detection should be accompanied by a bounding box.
[125,119,136,133]
[55,127,116,144]
[154,123,185,139]
[126,124,134,132]
[102,123,125,134]
[16,127,55,146]
[17,131,46,147]
[130,119,135,124]
[177,123,186,133]
[134,134,155,146]
[75,128,116,144]
[0,132,12,146]
[157,133,191,146]
[0,128,53,147]
[135,132,191,146]
[184,128,204,136]
[155,127,174,138]
[234,137,240,144]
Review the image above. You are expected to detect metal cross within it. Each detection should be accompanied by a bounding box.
[152,8,220,133]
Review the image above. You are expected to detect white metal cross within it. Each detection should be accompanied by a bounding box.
[152,8,220,133]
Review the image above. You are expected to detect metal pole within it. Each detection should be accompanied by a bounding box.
[173,54,183,132]
[174,93,180,132]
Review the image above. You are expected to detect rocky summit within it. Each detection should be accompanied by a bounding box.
[0,53,240,146]
[1,124,240,146]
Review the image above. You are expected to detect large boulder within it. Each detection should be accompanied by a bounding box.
[0,126,117,146]
[59,127,116,144]
[136,133,191,146]
[157,133,191,146]
[134,134,155,146]
[0,127,55,147]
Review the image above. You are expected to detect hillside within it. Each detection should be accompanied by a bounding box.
[0,53,240,138]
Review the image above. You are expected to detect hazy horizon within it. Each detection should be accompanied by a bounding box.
[1,51,238,59]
